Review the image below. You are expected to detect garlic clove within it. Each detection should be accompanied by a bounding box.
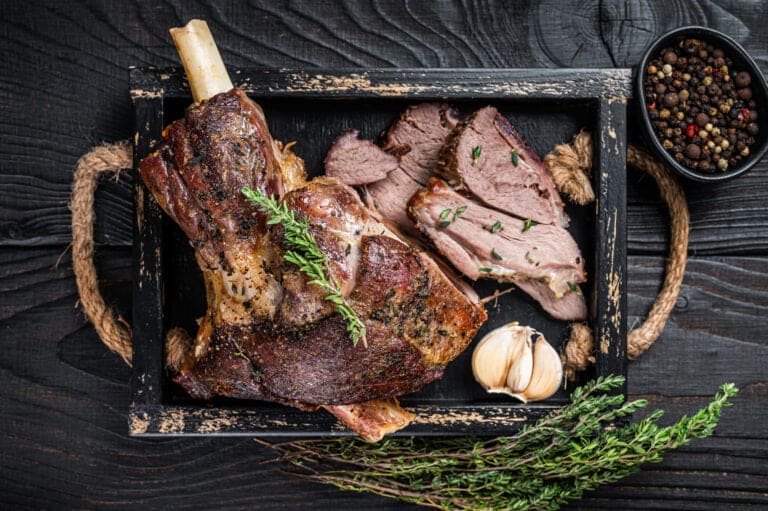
[512,334,563,403]
[505,333,533,393]
[471,325,519,391]
[472,323,534,395]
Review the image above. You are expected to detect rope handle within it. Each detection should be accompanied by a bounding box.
[546,132,690,379]
[71,141,134,366]
[70,135,689,375]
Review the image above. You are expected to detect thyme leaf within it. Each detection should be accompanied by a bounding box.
[567,281,581,295]
[242,187,366,346]
[491,248,503,260]
[490,220,502,233]
[522,218,537,232]
[511,148,519,166]
[471,145,482,165]
[439,208,452,220]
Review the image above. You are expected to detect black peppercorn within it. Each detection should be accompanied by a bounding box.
[734,71,751,87]
[685,144,701,159]
[737,87,752,101]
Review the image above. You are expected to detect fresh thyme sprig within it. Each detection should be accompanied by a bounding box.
[263,375,737,511]
[241,187,366,346]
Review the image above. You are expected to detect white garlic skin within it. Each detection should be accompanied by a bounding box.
[471,323,563,403]
[510,334,563,403]
[471,323,532,393]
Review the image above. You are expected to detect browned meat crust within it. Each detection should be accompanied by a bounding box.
[139,90,486,411]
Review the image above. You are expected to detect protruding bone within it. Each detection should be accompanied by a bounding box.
[170,20,233,103]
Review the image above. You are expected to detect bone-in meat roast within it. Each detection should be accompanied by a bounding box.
[139,86,487,440]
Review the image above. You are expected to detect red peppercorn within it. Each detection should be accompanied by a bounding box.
[648,101,656,110]
[737,108,750,122]
[686,124,700,138]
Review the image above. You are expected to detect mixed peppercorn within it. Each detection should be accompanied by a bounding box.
[643,37,759,173]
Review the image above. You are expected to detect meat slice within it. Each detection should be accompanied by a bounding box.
[365,168,423,237]
[437,106,568,227]
[514,280,587,322]
[382,102,461,185]
[140,90,487,440]
[324,129,399,186]
[366,103,460,236]
[409,178,586,320]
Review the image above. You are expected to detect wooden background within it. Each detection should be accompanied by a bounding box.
[1,1,767,509]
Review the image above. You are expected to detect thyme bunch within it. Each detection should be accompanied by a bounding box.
[242,187,366,346]
[264,376,737,510]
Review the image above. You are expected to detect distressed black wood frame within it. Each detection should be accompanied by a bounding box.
[129,68,629,437]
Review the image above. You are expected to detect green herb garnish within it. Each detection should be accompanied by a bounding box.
[567,281,581,295]
[511,148,520,166]
[491,248,503,261]
[439,208,452,220]
[479,267,492,273]
[525,251,535,264]
[453,205,467,221]
[490,220,502,233]
[522,218,537,232]
[265,376,738,511]
[242,187,366,346]
[439,220,451,228]
[471,145,482,165]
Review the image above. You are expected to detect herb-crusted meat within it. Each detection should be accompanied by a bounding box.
[139,89,486,441]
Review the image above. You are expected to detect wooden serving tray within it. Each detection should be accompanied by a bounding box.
[128,68,629,437]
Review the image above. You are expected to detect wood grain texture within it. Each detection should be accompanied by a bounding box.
[1,249,766,510]
[0,0,767,251]
[2,0,768,509]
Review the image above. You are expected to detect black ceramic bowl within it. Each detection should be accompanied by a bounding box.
[636,26,768,182]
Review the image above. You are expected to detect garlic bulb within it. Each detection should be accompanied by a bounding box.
[471,323,563,403]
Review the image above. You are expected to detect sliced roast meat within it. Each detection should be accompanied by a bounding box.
[364,103,460,236]
[325,129,399,186]
[365,168,423,238]
[514,279,587,321]
[382,102,460,185]
[437,106,567,227]
[409,178,586,319]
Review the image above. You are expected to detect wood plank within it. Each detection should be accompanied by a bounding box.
[1,247,765,509]
[2,1,768,252]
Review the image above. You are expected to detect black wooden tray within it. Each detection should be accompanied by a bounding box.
[129,68,629,437]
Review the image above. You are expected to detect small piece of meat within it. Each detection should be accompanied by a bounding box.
[436,106,567,227]
[324,398,415,442]
[409,178,586,320]
[325,129,399,186]
[382,102,460,185]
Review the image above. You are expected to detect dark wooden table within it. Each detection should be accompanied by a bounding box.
[2,2,767,509]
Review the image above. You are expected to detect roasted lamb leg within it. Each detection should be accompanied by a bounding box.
[139,20,486,441]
